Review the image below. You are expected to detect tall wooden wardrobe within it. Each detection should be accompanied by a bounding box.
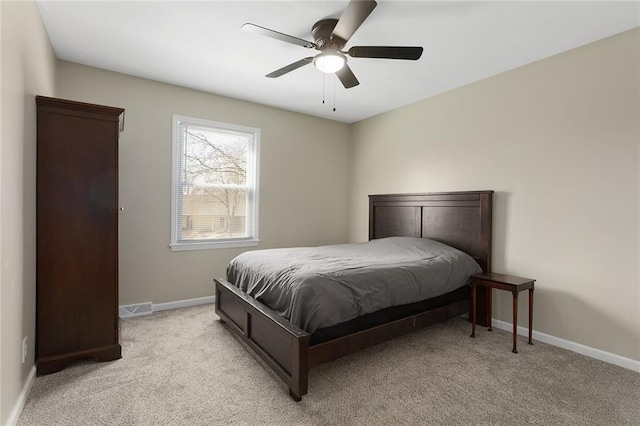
[36,96,124,375]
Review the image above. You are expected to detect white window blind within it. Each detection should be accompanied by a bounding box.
[171,115,260,250]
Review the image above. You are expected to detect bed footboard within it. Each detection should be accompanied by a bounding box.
[214,278,310,401]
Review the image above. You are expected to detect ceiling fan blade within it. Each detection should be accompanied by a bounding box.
[335,64,360,89]
[266,57,314,78]
[242,23,317,49]
[331,0,377,44]
[348,46,423,60]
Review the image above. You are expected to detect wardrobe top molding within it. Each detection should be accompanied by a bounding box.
[36,96,125,132]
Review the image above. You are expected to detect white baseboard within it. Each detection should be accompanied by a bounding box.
[6,366,36,426]
[119,295,215,318]
[153,295,215,312]
[491,319,640,373]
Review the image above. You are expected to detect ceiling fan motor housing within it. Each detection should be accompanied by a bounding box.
[312,19,346,51]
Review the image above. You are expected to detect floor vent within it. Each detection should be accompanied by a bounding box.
[119,302,153,318]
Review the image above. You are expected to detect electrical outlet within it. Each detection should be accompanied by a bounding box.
[22,337,27,363]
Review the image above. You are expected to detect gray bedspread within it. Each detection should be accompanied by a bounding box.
[227,237,482,333]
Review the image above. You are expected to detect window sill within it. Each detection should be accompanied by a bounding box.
[169,239,260,251]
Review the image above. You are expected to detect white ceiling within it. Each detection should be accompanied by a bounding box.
[37,1,639,123]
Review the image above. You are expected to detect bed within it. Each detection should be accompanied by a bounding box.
[214,191,493,401]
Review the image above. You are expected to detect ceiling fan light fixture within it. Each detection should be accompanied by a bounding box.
[313,52,346,73]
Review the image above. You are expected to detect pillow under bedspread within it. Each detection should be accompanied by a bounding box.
[226,237,482,333]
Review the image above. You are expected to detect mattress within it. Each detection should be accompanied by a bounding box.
[227,236,482,333]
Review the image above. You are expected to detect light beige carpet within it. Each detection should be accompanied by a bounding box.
[18,304,640,425]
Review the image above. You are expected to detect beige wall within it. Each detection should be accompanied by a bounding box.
[349,28,640,361]
[0,1,56,423]
[55,61,351,306]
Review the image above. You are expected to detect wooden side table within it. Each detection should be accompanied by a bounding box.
[470,272,535,353]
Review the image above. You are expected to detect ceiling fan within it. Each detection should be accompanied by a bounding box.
[242,0,423,89]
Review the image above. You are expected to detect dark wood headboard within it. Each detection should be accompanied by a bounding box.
[368,191,493,272]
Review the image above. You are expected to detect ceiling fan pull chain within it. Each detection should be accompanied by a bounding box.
[333,75,336,112]
[322,72,326,104]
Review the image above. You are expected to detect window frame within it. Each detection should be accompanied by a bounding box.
[170,114,260,251]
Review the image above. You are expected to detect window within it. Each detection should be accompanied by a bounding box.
[171,115,260,251]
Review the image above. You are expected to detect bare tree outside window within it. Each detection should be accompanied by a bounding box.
[171,115,259,250]
[184,129,248,237]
